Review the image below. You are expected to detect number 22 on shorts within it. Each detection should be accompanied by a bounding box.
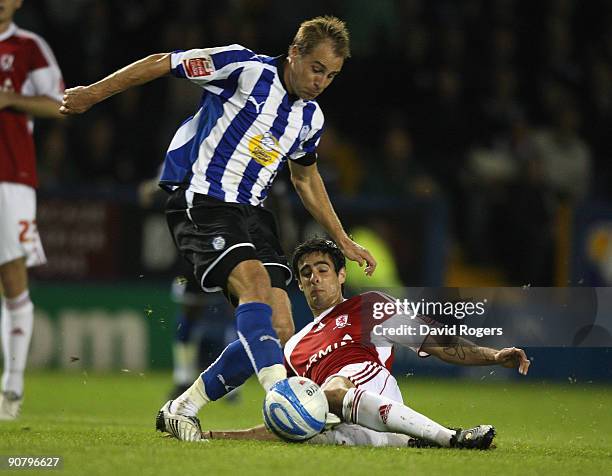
[18,220,37,243]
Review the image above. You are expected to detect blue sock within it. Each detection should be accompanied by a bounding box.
[176,312,194,342]
[200,340,253,401]
[173,312,199,386]
[235,302,285,386]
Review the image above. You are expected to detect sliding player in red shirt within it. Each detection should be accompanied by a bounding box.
[205,238,530,448]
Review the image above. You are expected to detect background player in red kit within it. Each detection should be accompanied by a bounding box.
[204,238,530,448]
[0,0,64,419]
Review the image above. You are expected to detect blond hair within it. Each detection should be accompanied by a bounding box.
[290,16,351,59]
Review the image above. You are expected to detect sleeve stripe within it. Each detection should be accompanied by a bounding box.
[302,127,324,154]
[210,48,257,69]
[170,45,259,82]
[173,62,187,78]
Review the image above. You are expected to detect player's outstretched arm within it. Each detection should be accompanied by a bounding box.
[424,335,530,375]
[288,161,377,275]
[59,53,171,115]
[203,425,279,441]
[0,92,63,118]
[493,346,531,374]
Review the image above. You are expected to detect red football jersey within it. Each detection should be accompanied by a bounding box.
[0,23,64,188]
[284,292,438,385]
[284,292,432,385]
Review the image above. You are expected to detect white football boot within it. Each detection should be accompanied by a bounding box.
[0,391,22,420]
[155,400,205,442]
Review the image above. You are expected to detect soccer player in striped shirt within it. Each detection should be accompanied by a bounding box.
[0,0,64,420]
[60,16,377,440]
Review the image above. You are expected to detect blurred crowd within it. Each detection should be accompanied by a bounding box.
[19,0,612,285]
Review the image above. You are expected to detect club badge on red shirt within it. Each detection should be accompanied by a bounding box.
[334,314,350,329]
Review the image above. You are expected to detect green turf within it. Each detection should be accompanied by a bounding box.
[0,372,610,475]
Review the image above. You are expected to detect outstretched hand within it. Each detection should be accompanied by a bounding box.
[494,347,530,375]
[339,239,377,276]
[59,86,98,114]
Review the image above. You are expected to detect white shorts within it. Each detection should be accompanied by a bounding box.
[0,182,46,268]
[324,361,403,404]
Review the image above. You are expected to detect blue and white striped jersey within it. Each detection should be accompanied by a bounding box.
[159,44,325,206]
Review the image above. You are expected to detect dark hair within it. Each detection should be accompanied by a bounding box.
[291,237,346,279]
[290,16,351,59]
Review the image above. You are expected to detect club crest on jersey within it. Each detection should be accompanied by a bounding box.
[248,131,280,166]
[0,54,14,72]
[184,56,215,77]
[334,314,350,329]
[212,236,226,251]
[299,125,311,141]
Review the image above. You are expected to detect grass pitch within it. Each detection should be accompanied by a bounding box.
[0,372,610,475]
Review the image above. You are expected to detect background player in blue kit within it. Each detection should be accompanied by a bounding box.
[60,16,377,440]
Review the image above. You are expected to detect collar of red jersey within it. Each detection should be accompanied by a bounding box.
[312,298,347,324]
[0,23,17,42]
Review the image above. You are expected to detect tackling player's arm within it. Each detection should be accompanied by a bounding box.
[59,53,172,114]
[0,92,63,118]
[203,425,278,441]
[423,334,531,375]
[288,160,377,276]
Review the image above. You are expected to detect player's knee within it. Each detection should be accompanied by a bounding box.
[246,280,273,305]
[228,260,272,304]
[0,258,28,298]
[322,377,353,417]
[323,387,349,417]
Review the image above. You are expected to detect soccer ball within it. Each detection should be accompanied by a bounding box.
[262,377,328,442]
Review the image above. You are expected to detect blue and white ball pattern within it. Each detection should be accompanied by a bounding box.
[263,377,328,442]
